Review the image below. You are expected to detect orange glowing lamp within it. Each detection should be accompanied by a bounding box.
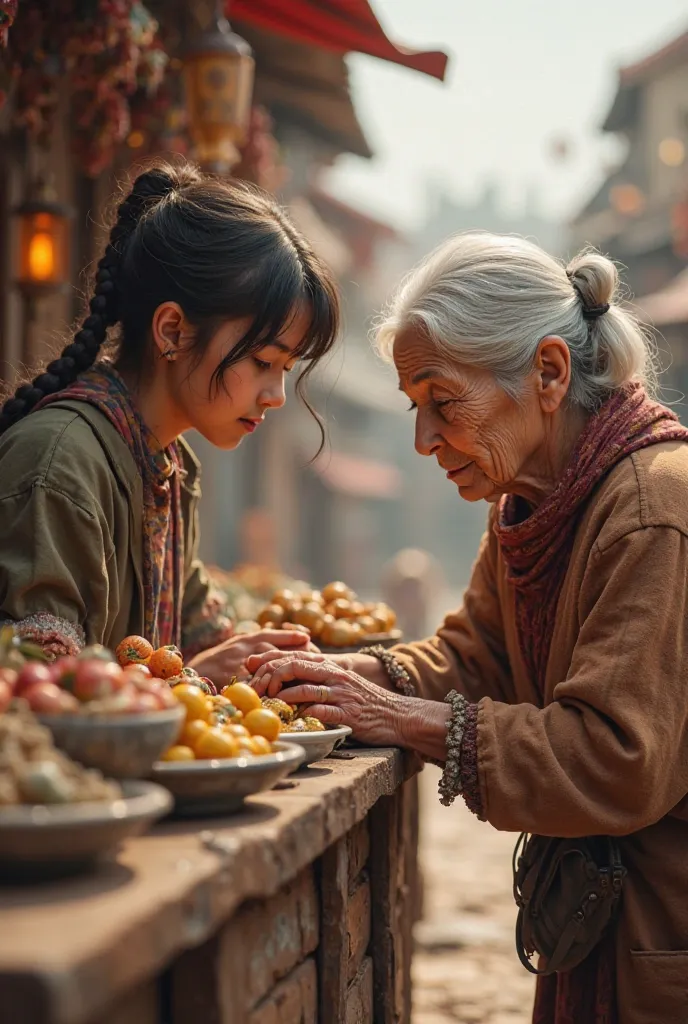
[13,189,72,296]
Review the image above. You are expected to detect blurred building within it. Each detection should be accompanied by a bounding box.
[571,28,688,297]
[570,26,688,417]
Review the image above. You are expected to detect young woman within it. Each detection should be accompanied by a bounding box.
[0,160,340,683]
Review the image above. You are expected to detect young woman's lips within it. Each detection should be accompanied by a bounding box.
[239,418,261,433]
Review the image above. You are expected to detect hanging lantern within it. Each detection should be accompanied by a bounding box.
[12,176,73,364]
[13,182,72,296]
[182,0,254,174]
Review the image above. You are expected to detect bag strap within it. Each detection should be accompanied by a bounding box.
[515,907,584,976]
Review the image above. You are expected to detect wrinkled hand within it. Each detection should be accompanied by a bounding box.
[247,649,389,697]
[189,627,318,687]
[247,654,410,746]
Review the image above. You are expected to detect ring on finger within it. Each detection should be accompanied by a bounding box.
[317,685,331,703]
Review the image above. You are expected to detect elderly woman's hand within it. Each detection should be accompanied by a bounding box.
[188,627,319,686]
[248,653,412,746]
[247,649,392,696]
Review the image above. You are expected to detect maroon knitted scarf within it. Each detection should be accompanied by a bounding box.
[495,383,688,693]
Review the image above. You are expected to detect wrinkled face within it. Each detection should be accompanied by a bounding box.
[158,306,311,450]
[394,327,555,503]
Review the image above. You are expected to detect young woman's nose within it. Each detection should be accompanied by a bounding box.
[259,377,287,410]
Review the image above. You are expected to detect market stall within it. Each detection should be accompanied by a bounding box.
[0,748,420,1024]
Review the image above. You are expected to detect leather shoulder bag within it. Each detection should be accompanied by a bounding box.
[512,832,626,975]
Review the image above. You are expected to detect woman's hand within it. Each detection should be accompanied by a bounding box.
[188,627,318,687]
[248,654,411,746]
[247,649,391,697]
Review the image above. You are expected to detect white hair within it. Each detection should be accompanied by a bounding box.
[375,232,657,410]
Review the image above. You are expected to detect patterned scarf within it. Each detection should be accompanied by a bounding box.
[495,383,688,693]
[36,363,184,649]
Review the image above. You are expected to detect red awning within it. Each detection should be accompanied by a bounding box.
[229,0,449,81]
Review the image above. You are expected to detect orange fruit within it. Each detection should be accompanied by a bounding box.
[225,724,250,739]
[194,727,240,760]
[257,603,286,628]
[322,581,352,604]
[244,707,281,742]
[250,735,273,756]
[222,681,261,715]
[172,683,210,723]
[161,745,195,762]
[235,737,257,757]
[149,646,184,679]
[179,718,210,748]
[116,635,154,667]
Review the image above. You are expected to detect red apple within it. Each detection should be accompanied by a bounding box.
[49,656,79,689]
[129,692,160,713]
[16,662,54,696]
[73,659,124,702]
[23,681,68,714]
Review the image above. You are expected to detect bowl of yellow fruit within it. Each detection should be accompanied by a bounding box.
[151,681,305,816]
[260,698,352,768]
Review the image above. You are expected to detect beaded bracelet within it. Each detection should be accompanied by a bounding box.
[438,689,469,806]
[359,645,416,697]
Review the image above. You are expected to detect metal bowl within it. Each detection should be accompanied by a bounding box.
[278,725,352,768]
[37,705,185,779]
[0,780,172,881]
[150,739,305,818]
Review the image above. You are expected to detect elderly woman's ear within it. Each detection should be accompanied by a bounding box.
[533,336,572,414]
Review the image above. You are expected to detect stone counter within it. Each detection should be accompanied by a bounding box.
[0,749,421,1024]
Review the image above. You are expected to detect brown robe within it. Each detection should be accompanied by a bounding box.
[393,441,688,1024]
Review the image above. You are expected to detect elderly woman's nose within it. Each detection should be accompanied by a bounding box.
[415,412,442,456]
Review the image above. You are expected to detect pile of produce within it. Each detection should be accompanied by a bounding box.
[1,639,185,717]
[0,702,121,806]
[255,581,398,649]
[260,697,326,735]
[162,680,283,762]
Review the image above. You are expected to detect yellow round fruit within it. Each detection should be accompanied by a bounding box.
[250,735,273,756]
[221,681,262,715]
[172,683,211,722]
[161,745,195,762]
[225,723,250,739]
[348,601,365,618]
[179,718,210,747]
[244,707,281,742]
[257,603,286,628]
[194,727,240,760]
[329,598,352,620]
[292,601,325,635]
[322,619,355,647]
[358,615,378,634]
[271,589,296,610]
[322,581,353,604]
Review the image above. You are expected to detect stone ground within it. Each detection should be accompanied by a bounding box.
[412,765,535,1024]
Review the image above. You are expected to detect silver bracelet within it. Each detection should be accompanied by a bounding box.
[438,689,469,806]
[359,645,416,697]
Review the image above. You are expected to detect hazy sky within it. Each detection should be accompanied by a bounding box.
[325,0,688,229]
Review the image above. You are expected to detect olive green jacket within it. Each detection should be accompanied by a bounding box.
[0,400,221,653]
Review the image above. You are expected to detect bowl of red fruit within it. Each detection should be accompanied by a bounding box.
[14,646,184,780]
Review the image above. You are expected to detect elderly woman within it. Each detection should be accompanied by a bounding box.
[249,234,688,1024]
